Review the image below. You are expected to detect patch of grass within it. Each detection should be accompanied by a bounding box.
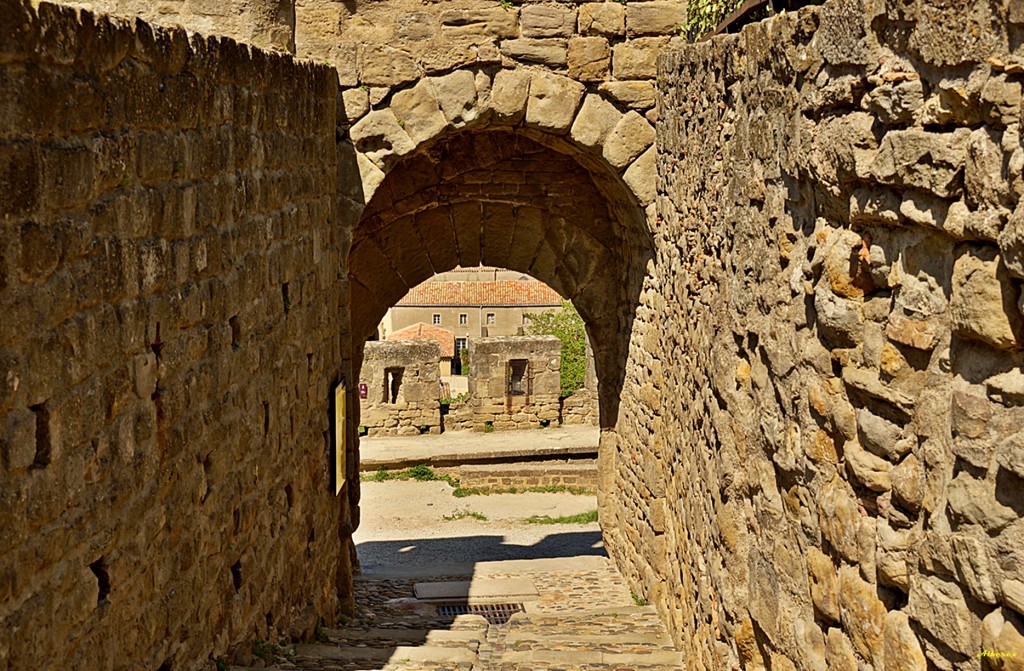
[444,508,488,521]
[253,640,292,665]
[631,592,649,607]
[358,425,368,437]
[452,483,593,498]
[315,617,328,643]
[361,464,459,487]
[439,392,468,405]
[483,421,494,433]
[524,510,598,525]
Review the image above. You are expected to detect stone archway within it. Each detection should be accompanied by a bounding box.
[342,67,657,429]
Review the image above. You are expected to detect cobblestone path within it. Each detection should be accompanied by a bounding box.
[229,557,683,671]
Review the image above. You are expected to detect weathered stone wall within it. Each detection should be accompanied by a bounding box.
[458,462,597,491]
[605,1,1024,669]
[297,0,686,126]
[0,2,349,668]
[58,0,296,52]
[562,388,599,425]
[359,341,442,436]
[447,336,562,430]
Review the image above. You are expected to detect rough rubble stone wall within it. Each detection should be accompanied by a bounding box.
[358,341,442,437]
[447,336,561,430]
[0,2,348,668]
[605,1,1024,670]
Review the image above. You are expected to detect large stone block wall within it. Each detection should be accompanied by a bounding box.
[297,0,686,126]
[0,2,348,668]
[606,0,1024,669]
[358,341,442,436]
[447,336,562,430]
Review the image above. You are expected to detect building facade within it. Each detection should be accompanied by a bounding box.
[379,270,563,369]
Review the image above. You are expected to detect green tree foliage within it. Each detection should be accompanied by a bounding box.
[525,300,586,397]
[683,0,744,40]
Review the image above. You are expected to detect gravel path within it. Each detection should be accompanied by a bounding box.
[354,480,604,573]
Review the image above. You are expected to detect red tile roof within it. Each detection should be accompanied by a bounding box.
[396,280,562,307]
[387,323,456,358]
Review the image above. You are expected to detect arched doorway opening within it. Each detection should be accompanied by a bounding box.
[347,128,653,427]
[342,126,654,572]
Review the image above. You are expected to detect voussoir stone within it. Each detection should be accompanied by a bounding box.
[603,111,655,169]
[487,68,531,122]
[570,93,622,150]
[598,80,656,109]
[623,146,657,205]
[430,69,478,126]
[525,72,585,134]
[389,79,447,144]
[349,109,415,168]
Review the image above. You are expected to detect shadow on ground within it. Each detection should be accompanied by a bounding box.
[356,530,605,573]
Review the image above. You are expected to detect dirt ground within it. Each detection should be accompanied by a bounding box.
[353,480,603,574]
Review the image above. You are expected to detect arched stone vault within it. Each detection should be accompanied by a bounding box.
[342,66,657,430]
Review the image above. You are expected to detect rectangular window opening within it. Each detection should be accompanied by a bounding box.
[432,314,441,325]
[508,359,528,396]
[459,313,468,325]
[486,313,495,325]
[384,367,404,404]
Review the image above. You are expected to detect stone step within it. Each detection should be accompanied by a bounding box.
[504,630,676,652]
[321,626,485,648]
[497,648,684,669]
[504,606,669,636]
[290,642,480,665]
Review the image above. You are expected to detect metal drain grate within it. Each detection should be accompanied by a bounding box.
[436,602,525,624]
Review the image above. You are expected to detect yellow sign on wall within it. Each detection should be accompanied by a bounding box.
[333,382,346,495]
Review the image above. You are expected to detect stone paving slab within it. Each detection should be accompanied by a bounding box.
[312,556,686,671]
[414,578,539,602]
[293,643,478,664]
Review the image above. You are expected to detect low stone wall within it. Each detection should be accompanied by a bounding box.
[446,336,562,431]
[458,462,597,492]
[0,2,348,668]
[606,0,1024,669]
[359,341,442,436]
[561,389,599,426]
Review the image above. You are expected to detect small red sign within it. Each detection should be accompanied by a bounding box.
[359,383,367,399]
